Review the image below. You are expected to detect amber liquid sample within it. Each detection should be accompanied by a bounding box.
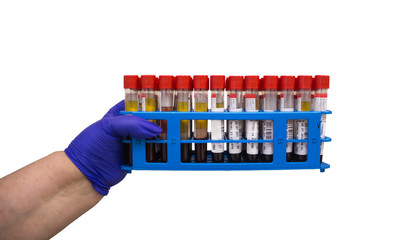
[144,97,158,162]
[125,100,139,111]
[194,102,207,163]
[159,106,173,162]
[177,101,192,162]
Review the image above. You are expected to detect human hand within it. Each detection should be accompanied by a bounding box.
[65,100,162,195]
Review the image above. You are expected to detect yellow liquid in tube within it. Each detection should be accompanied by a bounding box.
[195,102,208,139]
[216,102,224,109]
[177,102,189,139]
[301,101,311,111]
[144,98,157,123]
[125,101,138,112]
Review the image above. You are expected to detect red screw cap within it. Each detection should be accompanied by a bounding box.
[261,75,279,90]
[226,76,243,90]
[313,75,330,89]
[244,75,260,90]
[158,75,174,90]
[193,75,209,90]
[124,75,139,89]
[140,75,157,89]
[279,76,296,90]
[175,75,193,90]
[296,75,313,90]
[210,75,225,90]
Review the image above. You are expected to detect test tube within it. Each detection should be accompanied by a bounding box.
[226,76,244,162]
[124,75,139,111]
[210,75,225,163]
[123,75,139,165]
[313,75,329,162]
[279,76,295,162]
[193,75,209,163]
[158,75,174,162]
[244,75,260,162]
[175,75,193,163]
[141,75,159,162]
[260,75,278,162]
[293,75,312,162]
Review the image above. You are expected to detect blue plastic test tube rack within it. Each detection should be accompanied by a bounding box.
[120,110,332,173]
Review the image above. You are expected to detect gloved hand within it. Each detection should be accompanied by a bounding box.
[65,100,162,196]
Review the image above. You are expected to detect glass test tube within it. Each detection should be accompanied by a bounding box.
[244,76,260,162]
[313,75,329,162]
[293,75,312,162]
[193,75,209,163]
[124,75,139,111]
[226,76,244,162]
[210,75,225,163]
[124,75,139,165]
[175,75,193,163]
[260,76,278,163]
[158,75,174,162]
[279,76,295,162]
[141,75,159,162]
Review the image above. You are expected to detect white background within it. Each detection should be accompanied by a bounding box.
[1,0,411,239]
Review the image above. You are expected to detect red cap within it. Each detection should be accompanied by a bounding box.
[296,75,313,90]
[244,75,260,90]
[158,75,174,90]
[313,75,330,89]
[124,75,139,89]
[279,76,296,90]
[193,75,209,90]
[210,75,225,90]
[140,75,157,89]
[261,75,279,90]
[175,75,192,90]
[226,76,243,90]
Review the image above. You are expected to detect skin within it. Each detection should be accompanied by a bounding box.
[0,151,103,240]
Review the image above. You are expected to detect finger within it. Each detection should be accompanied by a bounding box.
[104,100,125,118]
[103,115,162,139]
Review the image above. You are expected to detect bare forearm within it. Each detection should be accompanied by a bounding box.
[0,151,103,240]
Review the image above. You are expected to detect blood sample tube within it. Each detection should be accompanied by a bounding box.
[138,77,142,111]
[210,75,225,163]
[123,75,139,165]
[226,76,244,163]
[279,76,295,162]
[293,75,312,162]
[141,75,159,162]
[193,75,209,163]
[260,75,278,162]
[176,75,193,163]
[124,75,139,111]
[158,75,174,162]
[313,75,329,162]
[244,75,260,162]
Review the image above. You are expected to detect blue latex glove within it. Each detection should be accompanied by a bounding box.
[65,100,161,196]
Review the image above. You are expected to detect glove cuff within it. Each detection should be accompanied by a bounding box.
[64,148,110,196]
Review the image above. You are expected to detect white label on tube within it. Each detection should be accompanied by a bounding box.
[211,119,224,153]
[296,94,302,111]
[211,94,224,153]
[294,120,308,155]
[245,94,258,155]
[279,93,294,112]
[228,108,242,154]
[141,93,146,112]
[286,120,293,153]
[262,120,273,155]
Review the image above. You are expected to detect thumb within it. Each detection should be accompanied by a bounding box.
[102,115,162,139]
